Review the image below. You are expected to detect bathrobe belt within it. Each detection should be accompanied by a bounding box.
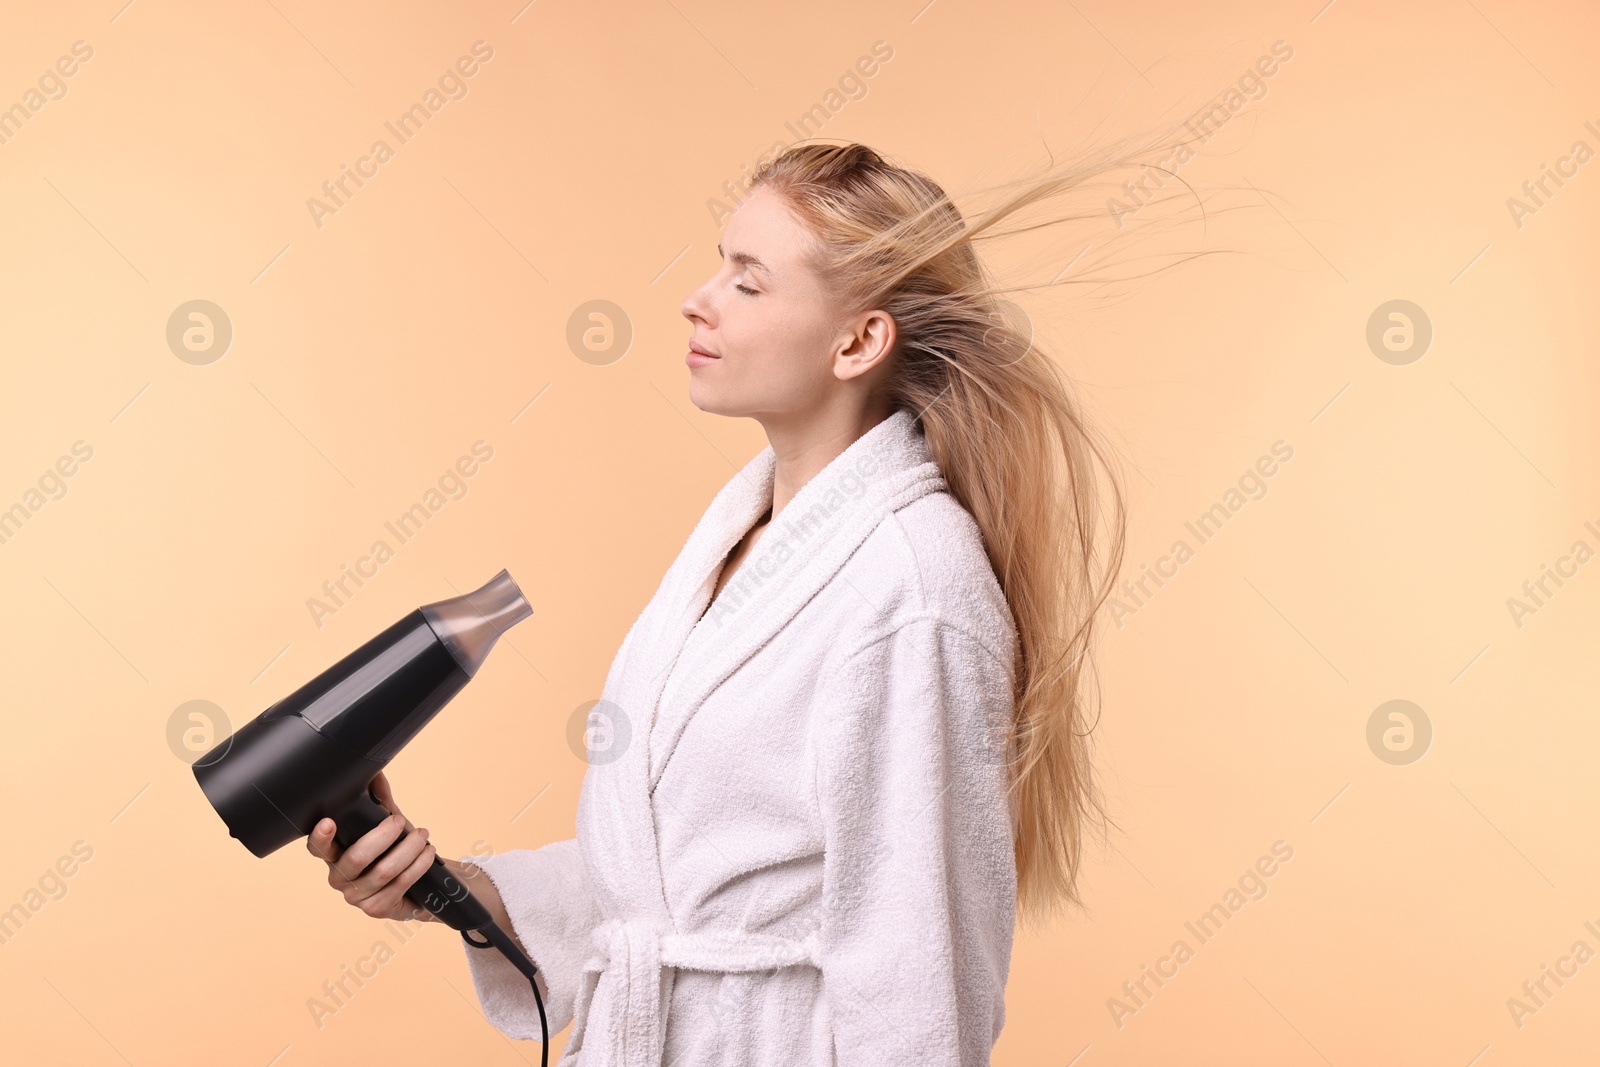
[580,917,822,1066]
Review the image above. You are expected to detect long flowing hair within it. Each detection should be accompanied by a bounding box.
[747,124,1230,924]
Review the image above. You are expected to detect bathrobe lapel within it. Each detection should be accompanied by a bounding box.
[640,408,947,793]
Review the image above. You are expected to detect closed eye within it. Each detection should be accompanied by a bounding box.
[735,283,759,296]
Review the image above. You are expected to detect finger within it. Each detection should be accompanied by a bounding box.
[367,775,416,836]
[332,812,409,885]
[337,814,412,888]
[347,827,431,899]
[362,840,437,919]
[364,841,438,918]
[369,771,402,818]
[307,818,344,864]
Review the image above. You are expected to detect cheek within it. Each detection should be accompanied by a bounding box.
[761,325,834,394]
[730,303,816,372]
[758,317,808,366]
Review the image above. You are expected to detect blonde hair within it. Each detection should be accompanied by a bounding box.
[748,124,1226,924]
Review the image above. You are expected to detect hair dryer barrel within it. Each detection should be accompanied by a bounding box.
[193,570,531,858]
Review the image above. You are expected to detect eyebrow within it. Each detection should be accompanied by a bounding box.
[717,243,771,277]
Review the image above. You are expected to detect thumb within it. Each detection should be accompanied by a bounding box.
[308,817,343,863]
[369,771,406,821]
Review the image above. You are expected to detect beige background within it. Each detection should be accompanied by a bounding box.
[1,0,1596,1063]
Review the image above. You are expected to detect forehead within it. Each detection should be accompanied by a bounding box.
[723,187,817,277]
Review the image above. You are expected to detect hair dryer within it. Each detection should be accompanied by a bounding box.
[192,569,549,1059]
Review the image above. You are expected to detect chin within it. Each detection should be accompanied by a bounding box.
[686,373,795,422]
[686,380,737,417]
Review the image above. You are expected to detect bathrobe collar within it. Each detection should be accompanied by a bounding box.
[637,407,947,793]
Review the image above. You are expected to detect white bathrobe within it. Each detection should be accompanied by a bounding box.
[461,408,1019,1066]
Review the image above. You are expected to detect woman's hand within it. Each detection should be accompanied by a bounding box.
[306,771,440,923]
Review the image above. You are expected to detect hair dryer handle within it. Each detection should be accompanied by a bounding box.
[331,788,493,933]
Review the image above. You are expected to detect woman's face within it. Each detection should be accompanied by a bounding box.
[680,186,885,421]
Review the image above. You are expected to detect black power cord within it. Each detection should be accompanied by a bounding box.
[462,921,550,1067]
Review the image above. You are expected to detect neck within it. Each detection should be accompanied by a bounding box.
[757,400,894,522]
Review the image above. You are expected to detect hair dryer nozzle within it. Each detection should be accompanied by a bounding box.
[421,569,532,677]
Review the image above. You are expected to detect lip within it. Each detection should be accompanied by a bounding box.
[686,341,720,368]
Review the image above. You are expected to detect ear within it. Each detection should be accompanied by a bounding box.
[832,309,897,382]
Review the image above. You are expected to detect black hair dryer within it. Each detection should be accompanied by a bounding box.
[193,570,550,1055]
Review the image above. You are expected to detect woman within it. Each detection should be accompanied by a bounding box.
[308,139,1169,1065]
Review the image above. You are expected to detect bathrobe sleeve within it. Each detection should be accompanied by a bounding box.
[816,616,1018,1067]
[457,838,604,1041]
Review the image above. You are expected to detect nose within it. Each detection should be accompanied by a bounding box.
[680,271,716,327]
